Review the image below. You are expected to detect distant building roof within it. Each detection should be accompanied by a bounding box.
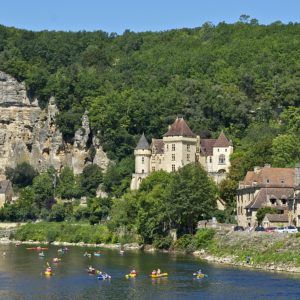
[135,133,150,150]
[264,213,288,223]
[241,166,295,187]
[213,131,231,147]
[245,187,294,209]
[200,139,217,156]
[163,118,196,138]
[151,139,164,154]
[0,180,11,194]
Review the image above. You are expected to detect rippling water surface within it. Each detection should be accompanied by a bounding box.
[1,244,300,299]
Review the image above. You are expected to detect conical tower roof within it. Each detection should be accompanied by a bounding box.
[135,133,150,150]
[163,117,196,138]
[214,131,230,147]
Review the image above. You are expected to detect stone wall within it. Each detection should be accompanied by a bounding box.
[0,71,109,178]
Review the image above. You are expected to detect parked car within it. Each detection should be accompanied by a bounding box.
[285,226,298,233]
[234,226,244,232]
[265,227,277,233]
[275,227,286,233]
[254,226,265,232]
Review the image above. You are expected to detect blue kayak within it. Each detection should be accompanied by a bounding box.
[97,274,111,280]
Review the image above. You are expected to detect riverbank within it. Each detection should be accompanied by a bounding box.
[193,231,300,273]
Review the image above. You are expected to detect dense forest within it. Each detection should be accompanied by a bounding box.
[0,18,300,228]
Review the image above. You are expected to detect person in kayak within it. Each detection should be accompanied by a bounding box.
[130,269,137,275]
[197,269,202,275]
[151,270,157,276]
[157,268,161,275]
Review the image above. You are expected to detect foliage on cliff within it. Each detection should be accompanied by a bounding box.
[0,19,299,205]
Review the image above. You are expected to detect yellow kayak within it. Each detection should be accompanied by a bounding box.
[44,271,52,276]
[125,273,137,278]
[150,273,168,278]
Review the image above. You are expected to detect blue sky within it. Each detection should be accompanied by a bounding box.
[0,0,299,33]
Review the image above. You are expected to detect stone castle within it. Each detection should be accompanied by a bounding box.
[131,117,233,190]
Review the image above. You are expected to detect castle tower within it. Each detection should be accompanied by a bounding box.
[162,117,197,172]
[130,133,151,190]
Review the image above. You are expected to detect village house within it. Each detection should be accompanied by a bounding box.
[131,117,233,190]
[0,180,13,208]
[236,164,300,228]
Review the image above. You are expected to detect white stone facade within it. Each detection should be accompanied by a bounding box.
[131,118,233,190]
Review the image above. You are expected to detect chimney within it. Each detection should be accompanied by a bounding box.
[295,163,300,187]
[254,166,261,174]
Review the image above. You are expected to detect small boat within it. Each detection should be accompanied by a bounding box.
[94,252,101,257]
[87,268,96,274]
[52,258,61,263]
[62,247,69,251]
[84,252,92,258]
[27,247,48,251]
[44,266,52,276]
[193,273,208,279]
[150,273,168,278]
[97,273,111,280]
[39,252,45,257]
[125,273,137,278]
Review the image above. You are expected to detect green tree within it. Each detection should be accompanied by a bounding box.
[79,164,103,197]
[49,203,66,222]
[5,162,38,188]
[56,166,79,200]
[168,164,217,234]
[32,172,55,210]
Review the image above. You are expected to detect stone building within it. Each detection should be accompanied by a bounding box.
[0,180,13,208]
[131,117,233,190]
[236,164,298,228]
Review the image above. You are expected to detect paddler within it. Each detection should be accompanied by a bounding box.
[130,269,137,275]
[157,268,161,275]
[151,269,157,276]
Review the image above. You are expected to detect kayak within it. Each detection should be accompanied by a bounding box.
[87,269,96,274]
[193,273,208,279]
[94,253,101,257]
[98,274,111,280]
[150,273,168,278]
[52,258,61,263]
[84,253,92,258]
[27,247,48,251]
[44,271,52,276]
[125,273,137,278]
[38,253,45,257]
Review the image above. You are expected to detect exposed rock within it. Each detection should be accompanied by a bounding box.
[0,71,109,178]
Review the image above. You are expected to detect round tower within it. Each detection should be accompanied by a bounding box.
[134,133,151,175]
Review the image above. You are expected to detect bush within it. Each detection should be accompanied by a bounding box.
[153,235,173,249]
[174,234,196,252]
[194,229,215,249]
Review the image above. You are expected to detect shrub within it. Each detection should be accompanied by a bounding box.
[194,229,215,249]
[153,235,173,249]
[174,234,196,252]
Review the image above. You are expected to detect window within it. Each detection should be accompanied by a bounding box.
[172,154,175,161]
[218,148,220,152]
[172,164,175,172]
[225,149,227,152]
[142,169,144,174]
[281,199,287,205]
[142,157,144,164]
[152,167,155,172]
[219,154,225,164]
[270,198,276,205]
[187,145,190,152]
[209,157,212,163]
[172,144,175,151]
[159,159,161,164]
[187,154,190,161]
[166,145,169,151]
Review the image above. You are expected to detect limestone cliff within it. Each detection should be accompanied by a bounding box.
[0,71,109,179]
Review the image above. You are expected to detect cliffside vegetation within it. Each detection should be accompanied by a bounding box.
[0,19,299,243]
[0,19,299,205]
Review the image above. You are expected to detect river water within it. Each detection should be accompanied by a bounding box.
[0,244,300,300]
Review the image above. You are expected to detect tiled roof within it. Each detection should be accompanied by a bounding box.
[241,167,295,187]
[163,118,196,138]
[135,133,150,150]
[0,180,11,194]
[200,139,216,156]
[213,131,231,147]
[264,213,288,223]
[245,187,294,209]
[151,139,164,154]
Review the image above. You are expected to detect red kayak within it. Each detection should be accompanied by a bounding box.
[26,247,48,251]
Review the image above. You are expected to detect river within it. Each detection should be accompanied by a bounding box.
[0,244,300,299]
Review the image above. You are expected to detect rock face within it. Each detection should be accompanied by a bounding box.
[0,71,109,179]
